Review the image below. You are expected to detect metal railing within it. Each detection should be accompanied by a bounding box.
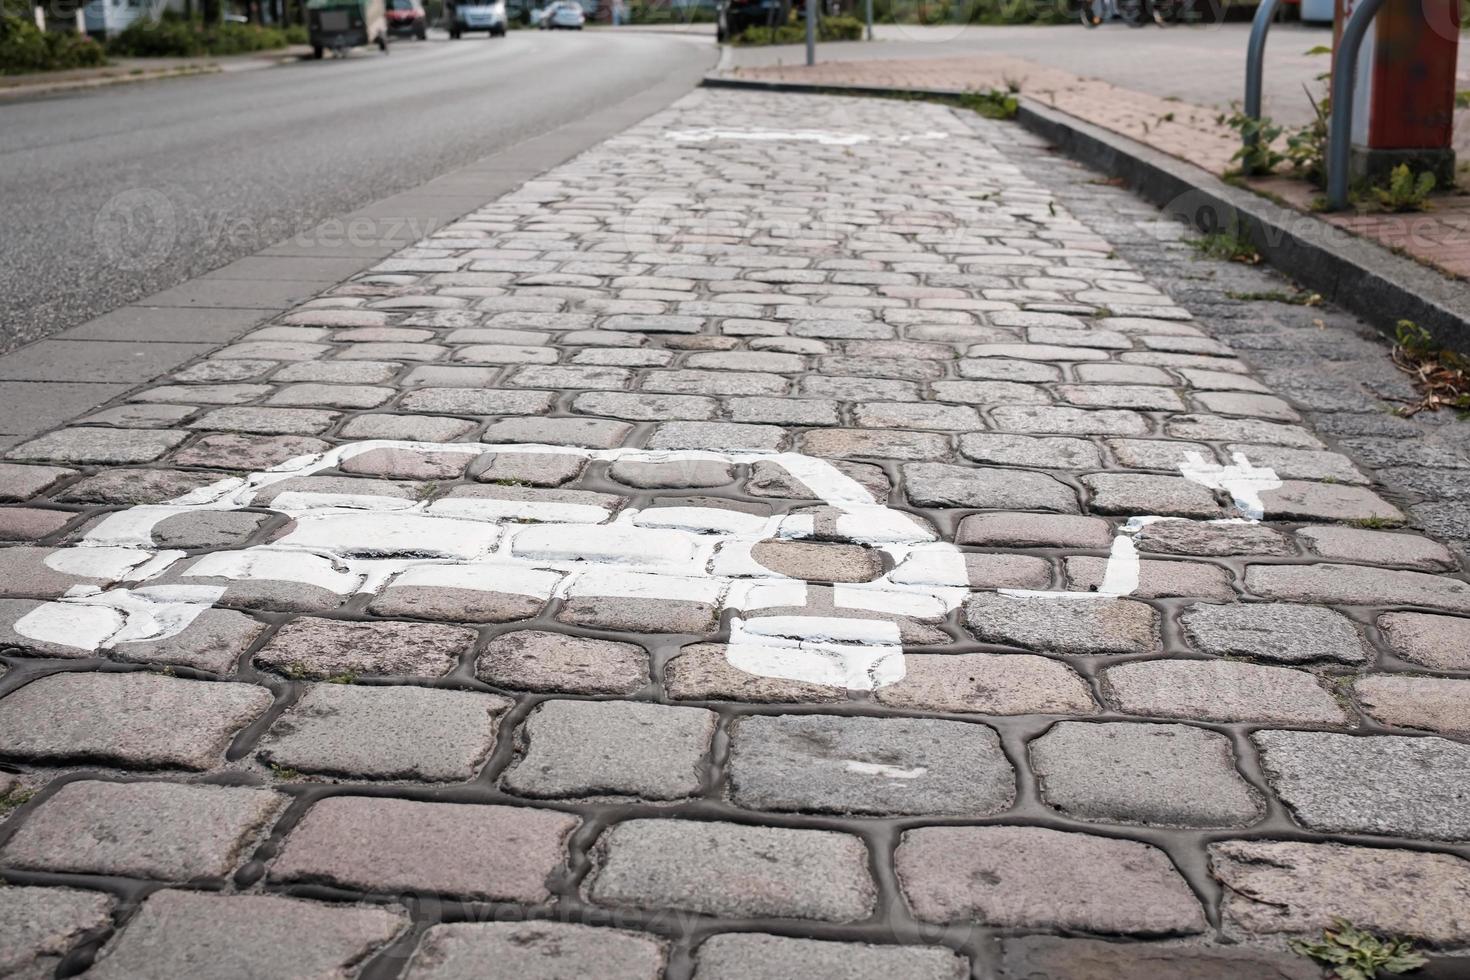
[1325,0,1388,209]
[1243,0,1389,210]
[1242,0,1283,156]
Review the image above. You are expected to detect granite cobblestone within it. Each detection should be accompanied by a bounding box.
[3,86,1470,971]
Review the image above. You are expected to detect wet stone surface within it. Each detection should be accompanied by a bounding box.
[3,86,1470,974]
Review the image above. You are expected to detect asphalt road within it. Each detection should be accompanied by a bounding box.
[729,23,1341,124]
[0,30,715,354]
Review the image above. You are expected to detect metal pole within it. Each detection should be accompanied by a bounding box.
[805,0,816,65]
[865,0,872,39]
[1326,0,1387,209]
[1242,0,1281,153]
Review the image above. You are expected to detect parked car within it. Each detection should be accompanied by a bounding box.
[385,0,428,37]
[537,0,585,27]
[447,0,507,36]
[716,0,785,41]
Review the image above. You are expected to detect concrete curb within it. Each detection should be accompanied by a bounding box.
[0,64,222,100]
[700,73,1470,352]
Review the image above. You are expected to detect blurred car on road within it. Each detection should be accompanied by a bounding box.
[308,0,390,56]
[386,0,429,38]
[448,0,508,36]
[537,0,586,27]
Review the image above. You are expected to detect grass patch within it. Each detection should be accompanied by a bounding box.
[1290,918,1426,980]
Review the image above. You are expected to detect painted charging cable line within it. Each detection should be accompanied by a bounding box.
[1001,450,1282,601]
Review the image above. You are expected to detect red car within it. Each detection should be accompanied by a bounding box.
[386,0,428,38]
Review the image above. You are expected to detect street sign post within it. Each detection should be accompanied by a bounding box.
[805,0,815,65]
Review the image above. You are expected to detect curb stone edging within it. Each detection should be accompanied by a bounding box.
[0,64,224,99]
[701,74,1470,353]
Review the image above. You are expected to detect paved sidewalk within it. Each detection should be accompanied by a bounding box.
[722,32,1470,280]
[2,88,1470,978]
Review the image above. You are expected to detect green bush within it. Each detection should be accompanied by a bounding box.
[207,21,288,53]
[108,17,204,55]
[107,18,290,57]
[284,23,309,43]
[873,0,1070,26]
[820,13,863,37]
[733,13,864,43]
[627,0,717,22]
[732,22,800,43]
[0,14,108,73]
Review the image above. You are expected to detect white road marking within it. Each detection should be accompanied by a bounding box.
[16,441,1281,691]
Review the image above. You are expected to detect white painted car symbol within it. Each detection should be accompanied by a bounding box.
[15,441,1281,691]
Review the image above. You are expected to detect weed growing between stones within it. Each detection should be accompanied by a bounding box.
[1190,223,1261,265]
[1289,918,1426,980]
[1388,320,1470,417]
[960,88,1019,120]
[0,785,34,814]
[1348,516,1401,530]
[1373,165,1436,213]
[1225,289,1322,306]
[1223,108,1285,177]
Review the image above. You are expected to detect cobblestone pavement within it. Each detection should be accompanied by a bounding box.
[3,88,1470,979]
[723,54,1470,280]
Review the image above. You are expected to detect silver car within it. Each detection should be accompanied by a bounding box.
[537,0,586,28]
[449,0,507,37]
